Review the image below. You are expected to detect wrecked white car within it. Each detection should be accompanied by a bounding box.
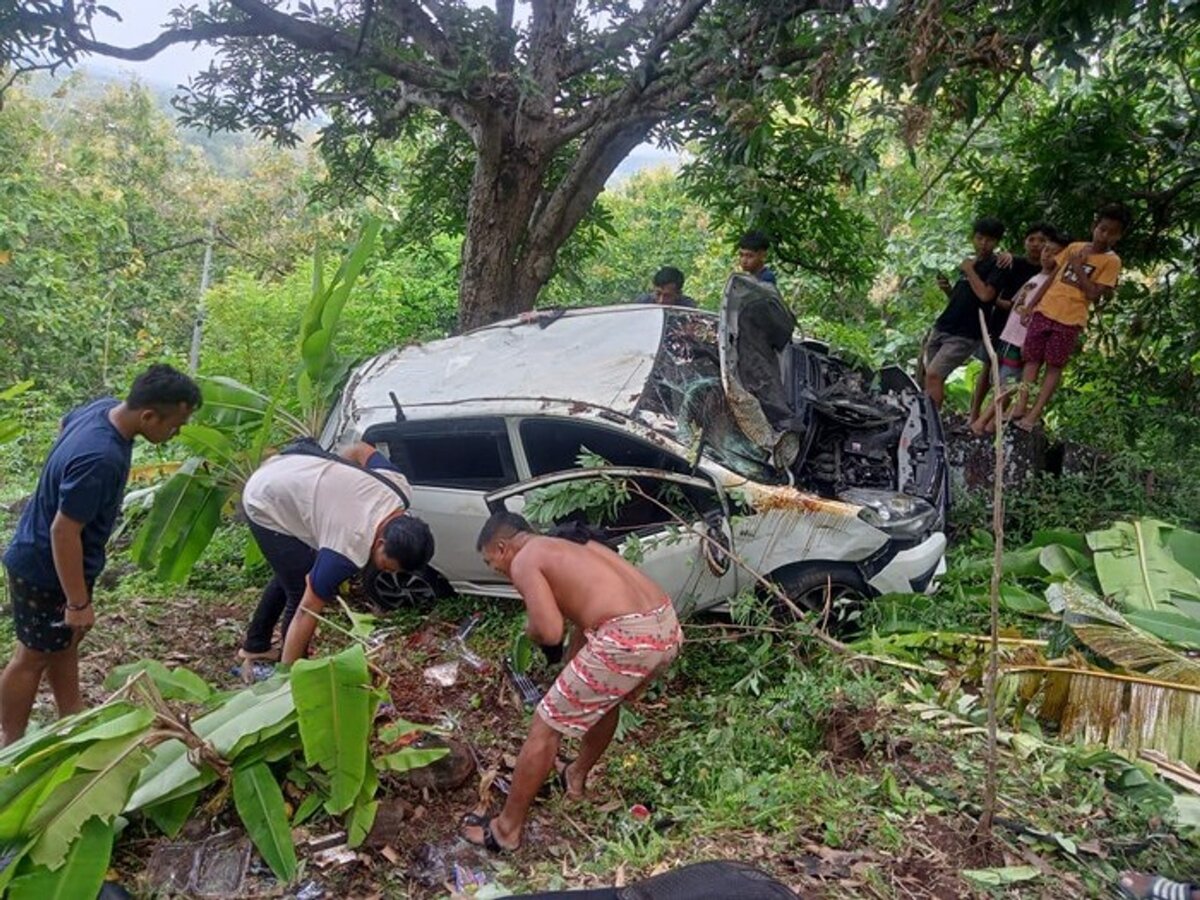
[322,275,948,623]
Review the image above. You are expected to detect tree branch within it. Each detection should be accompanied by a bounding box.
[560,0,670,80]
[377,0,459,69]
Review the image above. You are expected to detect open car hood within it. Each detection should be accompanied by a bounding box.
[715,275,948,524]
[717,275,800,468]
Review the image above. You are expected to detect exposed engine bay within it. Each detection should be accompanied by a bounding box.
[636,278,947,524]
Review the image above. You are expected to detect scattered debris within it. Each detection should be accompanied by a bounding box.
[423,661,460,688]
[143,830,251,898]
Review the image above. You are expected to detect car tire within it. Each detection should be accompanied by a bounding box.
[766,563,872,632]
[364,565,451,612]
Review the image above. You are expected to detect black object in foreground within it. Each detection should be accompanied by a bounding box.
[503,658,543,710]
[500,860,799,898]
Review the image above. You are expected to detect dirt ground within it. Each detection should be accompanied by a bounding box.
[52,592,1104,898]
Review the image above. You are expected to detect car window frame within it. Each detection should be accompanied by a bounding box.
[363,417,518,491]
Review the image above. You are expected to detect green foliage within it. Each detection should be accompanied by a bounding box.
[290,645,374,815]
[232,762,298,883]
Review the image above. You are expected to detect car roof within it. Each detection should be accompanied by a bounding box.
[334,305,710,430]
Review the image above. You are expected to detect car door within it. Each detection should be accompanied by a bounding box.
[485,467,738,618]
[364,417,518,591]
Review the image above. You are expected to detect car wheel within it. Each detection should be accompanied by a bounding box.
[766,563,872,632]
[364,565,450,613]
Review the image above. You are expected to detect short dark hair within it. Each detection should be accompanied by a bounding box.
[1024,222,1056,239]
[382,516,435,571]
[1095,202,1132,231]
[1042,227,1068,246]
[476,511,532,552]
[972,217,1006,240]
[737,230,770,252]
[127,364,202,414]
[653,266,685,289]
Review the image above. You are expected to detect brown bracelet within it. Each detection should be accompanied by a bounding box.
[66,598,92,611]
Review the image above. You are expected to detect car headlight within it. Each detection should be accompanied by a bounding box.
[839,488,937,539]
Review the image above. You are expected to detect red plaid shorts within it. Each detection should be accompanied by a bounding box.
[1022,312,1081,369]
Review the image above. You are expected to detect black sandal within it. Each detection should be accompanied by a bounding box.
[552,757,576,794]
[460,813,505,853]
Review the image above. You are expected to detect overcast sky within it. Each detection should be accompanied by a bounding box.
[76,2,677,180]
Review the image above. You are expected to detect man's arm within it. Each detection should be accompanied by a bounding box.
[50,512,94,632]
[960,259,997,303]
[510,553,565,647]
[1065,247,1114,304]
[281,579,325,664]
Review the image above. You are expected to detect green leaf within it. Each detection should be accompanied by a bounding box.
[375,746,450,773]
[192,376,270,431]
[1125,609,1200,650]
[232,763,297,883]
[8,816,113,899]
[511,632,533,674]
[1167,528,1200,579]
[291,646,372,814]
[378,719,438,743]
[129,679,294,811]
[103,661,211,703]
[1000,583,1050,615]
[0,756,77,842]
[346,766,379,849]
[961,866,1040,886]
[27,737,148,869]
[142,792,198,838]
[130,458,228,583]
[291,791,324,826]
[176,423,237,464]
[1087,519,1200,610]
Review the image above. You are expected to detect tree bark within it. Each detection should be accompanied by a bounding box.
[457,111,549,330]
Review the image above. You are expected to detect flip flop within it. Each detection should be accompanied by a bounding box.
[547,757,576,795]
[460,813,507,853]
[1116,873,1199,900]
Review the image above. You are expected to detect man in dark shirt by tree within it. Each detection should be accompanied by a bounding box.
[1,365,200,745]
[919,216,1009,408]
[636,266,696,307]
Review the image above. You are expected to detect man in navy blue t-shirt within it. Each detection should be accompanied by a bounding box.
[1,364,200,744]
[737,230,778,285]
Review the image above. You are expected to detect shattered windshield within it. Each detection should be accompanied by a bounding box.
[635,310,784,484]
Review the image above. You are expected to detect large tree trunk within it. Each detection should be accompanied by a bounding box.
[457,114,548,331]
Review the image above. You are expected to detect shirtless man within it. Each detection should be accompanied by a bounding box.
[461,512,683,852]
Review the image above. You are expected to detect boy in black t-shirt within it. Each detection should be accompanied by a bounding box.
[919,217,1008,408]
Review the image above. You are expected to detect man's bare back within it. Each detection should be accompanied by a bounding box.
[511,535,668,630]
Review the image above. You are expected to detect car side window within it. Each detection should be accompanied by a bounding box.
[364,418,516,490]
[519,418,690,476]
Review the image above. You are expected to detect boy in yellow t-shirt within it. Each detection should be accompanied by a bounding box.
[1010,203,1132,431]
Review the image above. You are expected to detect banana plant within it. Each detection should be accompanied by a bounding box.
[0,638,446,892]
[127,219,381,582]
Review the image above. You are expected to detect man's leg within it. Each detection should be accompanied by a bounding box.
[463,713,562,850]
[564,704,620,798]
[0,644,49,745]
[923,371,945,407]
[44,642,84,718]
[1008,361,1040,421]
[1017,364,1062,431]
[970,364,991,422]
[242,577,287,656]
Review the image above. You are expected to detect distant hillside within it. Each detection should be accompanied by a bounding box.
[20,67,313,177]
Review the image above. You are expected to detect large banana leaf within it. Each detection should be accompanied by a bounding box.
[7,816,113,900]
[291,645,373,814]
[1011,583,1200,767]
[128,678,295,811]
[296,219,380,419]
[232,762,297,882]
[129,458,228,583]
[26,736,149,868]
[191,376,272,431]
[1087,519,1200,610]
[0,756,77,842]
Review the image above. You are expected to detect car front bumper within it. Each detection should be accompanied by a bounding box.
[866,532,948,595]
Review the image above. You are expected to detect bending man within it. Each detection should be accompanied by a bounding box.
[239,441,434,664]
[461,512,682,852]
